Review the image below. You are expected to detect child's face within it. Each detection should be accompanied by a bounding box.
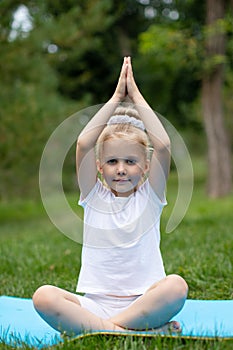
[97,139,149,197]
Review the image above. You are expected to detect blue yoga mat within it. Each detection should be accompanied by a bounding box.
[0,296,61,347]
[0,296,232,348]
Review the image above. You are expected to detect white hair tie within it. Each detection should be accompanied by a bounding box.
[107,115,145,131]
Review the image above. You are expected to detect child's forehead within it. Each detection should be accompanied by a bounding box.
[104,138,137,146]
[102,139,145,157]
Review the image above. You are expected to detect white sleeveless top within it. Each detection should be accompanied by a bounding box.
[76,179,166,296]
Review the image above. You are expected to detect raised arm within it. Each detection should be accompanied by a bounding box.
[126,57,171,200]
[76,57,128,198]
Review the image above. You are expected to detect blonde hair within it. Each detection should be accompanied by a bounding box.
[96,105,151,163]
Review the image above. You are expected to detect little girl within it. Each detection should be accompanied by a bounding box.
[33,57,188,335]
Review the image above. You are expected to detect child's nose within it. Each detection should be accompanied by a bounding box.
[117,161,126,175]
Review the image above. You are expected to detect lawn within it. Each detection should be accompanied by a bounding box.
[0,158,233,349]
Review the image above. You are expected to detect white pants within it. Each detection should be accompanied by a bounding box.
[76,293,141,319]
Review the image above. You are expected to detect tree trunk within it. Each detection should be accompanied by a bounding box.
[201,0,232,197]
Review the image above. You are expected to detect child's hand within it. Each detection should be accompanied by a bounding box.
[112,57,127,101]
[126,57,141,103]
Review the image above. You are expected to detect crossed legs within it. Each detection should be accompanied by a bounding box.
[33,274,188,336]
[109,274,188,330]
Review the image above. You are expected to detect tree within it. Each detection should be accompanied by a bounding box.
[0,1,79,198]
[35,0,150,104]
[1,0,232,198]
[138,0,233,197]
[201,0,232,197]
[0,0,151,198]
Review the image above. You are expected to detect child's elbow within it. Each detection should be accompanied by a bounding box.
[76,136,91,153]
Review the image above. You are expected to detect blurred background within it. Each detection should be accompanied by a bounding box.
[0,0,232,200]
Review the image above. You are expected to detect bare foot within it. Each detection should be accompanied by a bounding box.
[150,321,181,334]
[116,320,181,334]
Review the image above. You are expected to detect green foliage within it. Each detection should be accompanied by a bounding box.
[37,0,149,103]
[0,34,79,198]
[202,17,233,74]
[136,25,202,126]
[140,25,200,71]
[137,4,233,129]
[0,2,84,199]
[0,0,151,198]
[31,0,117,102]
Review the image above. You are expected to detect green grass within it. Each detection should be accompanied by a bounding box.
[0,160,233,349]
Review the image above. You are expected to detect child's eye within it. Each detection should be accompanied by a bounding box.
[107,159,117,165]
[127,159,137,165]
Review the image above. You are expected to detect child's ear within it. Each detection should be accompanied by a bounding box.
[144,159,150,174]
[96,159,103,174]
